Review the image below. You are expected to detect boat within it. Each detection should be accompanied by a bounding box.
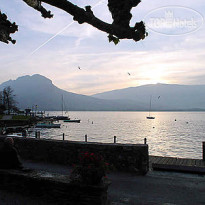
[55,95,70,120]
[59,95,80,123]
[7,130,35,138]
[7,133,26,137]
[35,121,61,128]
[55,116,70,120]
[146,95,155,119]
[64,119,81,123]
[7,133,36,138]
[146,116,155,119]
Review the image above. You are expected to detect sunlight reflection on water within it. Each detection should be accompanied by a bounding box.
[38,111,205,159]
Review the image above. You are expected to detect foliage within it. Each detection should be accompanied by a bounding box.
[108,34,120,45]
[0,0,147,44]
[70,152,110,185]
[0,10,18,44]
[79,152,110,171]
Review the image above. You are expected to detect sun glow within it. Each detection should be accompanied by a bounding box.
[138,68,168,85]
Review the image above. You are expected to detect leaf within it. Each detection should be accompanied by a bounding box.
[107,34,120,45]
[108,34,113,42]
[113,37,120,45]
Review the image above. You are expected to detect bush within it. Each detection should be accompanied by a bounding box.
[70,152,110,185]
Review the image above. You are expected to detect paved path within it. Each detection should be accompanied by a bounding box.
[109,171,205,205]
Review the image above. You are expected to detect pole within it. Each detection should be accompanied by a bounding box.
[35,131,40,139]
[114,136,116,143]
[85,134,87,142]
[144,138,147,144]
[63,133,65,141]
[62,95,63,116]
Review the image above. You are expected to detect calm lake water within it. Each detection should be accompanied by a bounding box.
[38,111,205,159]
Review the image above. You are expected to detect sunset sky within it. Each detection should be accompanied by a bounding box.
[0,0,204,95]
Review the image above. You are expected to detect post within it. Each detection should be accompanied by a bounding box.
[114,136,116,143]
[63,133,65,141]
[85,134,87,142]
[203,142,205,161]
[35,131,40,139]
[144,138,147,144]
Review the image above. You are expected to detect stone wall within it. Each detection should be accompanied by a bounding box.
[0,136,149,174]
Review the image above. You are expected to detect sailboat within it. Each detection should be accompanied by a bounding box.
[55,95,70,120]
[59,95,81,123]
[146,95,155,119]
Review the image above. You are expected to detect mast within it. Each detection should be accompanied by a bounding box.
[149,95,152,117]
[62,95,64,116]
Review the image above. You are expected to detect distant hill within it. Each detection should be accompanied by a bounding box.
[1,75,205,111]
[92,83,205,111]
[0,74,146,111]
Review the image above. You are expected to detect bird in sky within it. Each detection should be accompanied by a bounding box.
[78,66,81,70]
[127,72,131,75]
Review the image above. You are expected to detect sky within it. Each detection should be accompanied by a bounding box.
[0,0,204,95]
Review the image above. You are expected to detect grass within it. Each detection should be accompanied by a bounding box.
[12,115,31,120]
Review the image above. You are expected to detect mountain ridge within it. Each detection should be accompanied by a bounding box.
[0,74,145,111]
[92,83,205,110]
[1,74,205,111]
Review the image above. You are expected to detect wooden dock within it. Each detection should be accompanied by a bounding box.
[150,155,205,174]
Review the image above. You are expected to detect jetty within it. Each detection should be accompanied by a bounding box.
[150,155,205,174]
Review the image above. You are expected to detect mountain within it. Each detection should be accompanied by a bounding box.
[1,75,205,111]
[0,74,146,111]
[92,83,205,110]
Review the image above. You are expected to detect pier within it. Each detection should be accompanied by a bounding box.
[150,155,205,174]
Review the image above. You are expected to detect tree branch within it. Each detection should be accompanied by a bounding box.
[41,0,147,42]
[0,0,147,44]
[23,0,53,18]
[0,11,18,44]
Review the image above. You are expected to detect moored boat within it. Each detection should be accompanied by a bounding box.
[64,119,80,123]
[35,121,61,128]
[146,116,155,119]
[7,130,35,138]
[55,116,70,120]
[146,95,155,119]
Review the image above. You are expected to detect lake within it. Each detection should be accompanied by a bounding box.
[38,111,205,159]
